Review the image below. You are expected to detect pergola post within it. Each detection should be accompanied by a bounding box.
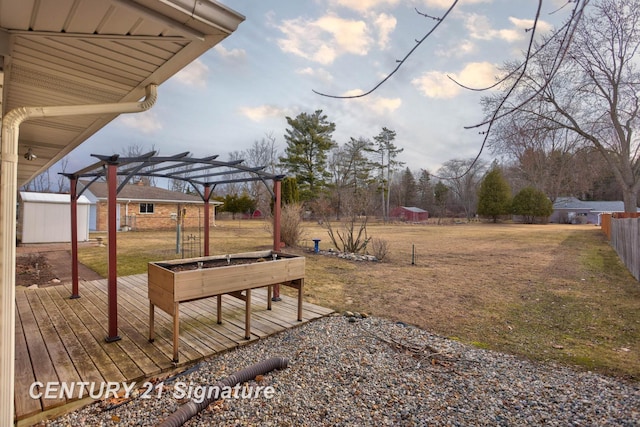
[106,163,120,342]
[70,177,80,299]
[204,184,211,256]
[272,178,282,300]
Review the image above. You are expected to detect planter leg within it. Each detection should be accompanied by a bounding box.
[148,302,155,342]
[173,303,179,364]
[297,279,303,322]
[245,289,251,340]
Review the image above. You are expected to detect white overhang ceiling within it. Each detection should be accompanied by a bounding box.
[0,0,244,186]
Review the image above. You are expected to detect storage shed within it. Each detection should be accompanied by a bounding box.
[390,206,429,222]
[18,192,91,244]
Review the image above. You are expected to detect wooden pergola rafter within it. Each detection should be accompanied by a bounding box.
[63,151,285,342]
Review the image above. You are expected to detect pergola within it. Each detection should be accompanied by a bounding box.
[64,151,285,342]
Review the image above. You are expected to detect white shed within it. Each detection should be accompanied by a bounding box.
[18,192,91,244]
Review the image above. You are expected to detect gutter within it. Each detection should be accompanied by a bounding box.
[0,84,158,424]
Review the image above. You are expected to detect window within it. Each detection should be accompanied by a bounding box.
[140,203,154,214]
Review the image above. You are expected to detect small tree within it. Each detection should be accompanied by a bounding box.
[477,168,512,223]
[512,187,553,224]
[222,193,256,219]
[433,181,449,224]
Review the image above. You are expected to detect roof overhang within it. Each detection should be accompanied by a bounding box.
[0,0,245,187]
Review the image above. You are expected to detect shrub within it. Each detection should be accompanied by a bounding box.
[369,237,389,261]
[280,203,304,246]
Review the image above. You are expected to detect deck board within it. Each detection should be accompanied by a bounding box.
[14,274,333,423]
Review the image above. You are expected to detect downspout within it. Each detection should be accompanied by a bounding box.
[0,84,157,424]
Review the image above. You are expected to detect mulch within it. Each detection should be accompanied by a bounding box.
[15,242,103,287]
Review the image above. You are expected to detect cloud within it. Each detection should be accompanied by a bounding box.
[328,0,401,13]
[374,13,396,49]
[118,111,163,133]
[435,39,475,58]
[296,67,334,83]
[239,105,287,122]
[276,14,372,64]
[465,13,524,42]
[423,0,492,8]
[215,45,247,61]
[509,17,552,33]
[341,89,402,114]
[172,59,209,88]
[412,61,499,99]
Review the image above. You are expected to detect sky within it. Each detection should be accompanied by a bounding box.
[63,0,575,179]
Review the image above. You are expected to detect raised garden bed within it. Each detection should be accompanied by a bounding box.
[147,250,305,362]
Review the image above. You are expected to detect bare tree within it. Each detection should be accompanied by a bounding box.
[487,0,640,211]
[438,158,487,221]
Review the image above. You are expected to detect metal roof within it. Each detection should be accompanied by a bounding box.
[553,197,626,213]
[19,191,90,204]
[1,0,245,186]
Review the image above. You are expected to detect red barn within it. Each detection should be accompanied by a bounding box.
[390,206,429,222]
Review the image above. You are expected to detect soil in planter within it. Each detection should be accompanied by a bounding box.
[161,257,272,272]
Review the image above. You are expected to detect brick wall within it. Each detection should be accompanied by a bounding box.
[94,202,213,231]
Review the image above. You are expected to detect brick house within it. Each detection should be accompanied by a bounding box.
[79,180,221,231]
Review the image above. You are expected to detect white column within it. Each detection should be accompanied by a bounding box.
[0,68,17,425]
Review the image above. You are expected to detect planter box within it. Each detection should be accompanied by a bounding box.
[148,250,305,362]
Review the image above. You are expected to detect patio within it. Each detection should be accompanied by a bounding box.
[14,275,332,423]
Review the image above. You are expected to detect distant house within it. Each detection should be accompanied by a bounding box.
[18,192,91,243]
[551,197,627,225]
[79,180,222,231]
[390,206,429,222]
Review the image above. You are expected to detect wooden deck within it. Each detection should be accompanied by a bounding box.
[14,274,333,422]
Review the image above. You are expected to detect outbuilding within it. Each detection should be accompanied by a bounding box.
[390,206,429,222]
[18,192,91,244]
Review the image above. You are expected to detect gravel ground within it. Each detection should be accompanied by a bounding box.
[45,315,639,426]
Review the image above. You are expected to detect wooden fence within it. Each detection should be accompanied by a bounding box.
[602,213,640,281]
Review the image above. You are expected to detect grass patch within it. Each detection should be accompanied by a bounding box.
[79,220,640,380]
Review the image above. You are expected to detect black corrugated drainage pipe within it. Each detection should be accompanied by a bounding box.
[157,356,289,426]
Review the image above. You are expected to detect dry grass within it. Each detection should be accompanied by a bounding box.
[80,219,640,380]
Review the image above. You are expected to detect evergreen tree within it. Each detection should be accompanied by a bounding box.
[281,177,300,205]
[279,110,336,201]
[477,168,512,223]
[369,127,404,220]
[512,187,553,224]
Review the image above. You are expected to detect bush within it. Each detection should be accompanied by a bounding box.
[324,215,371,254]
[369,237,389,261]
[512,187,553,223]
[280,203,304,247]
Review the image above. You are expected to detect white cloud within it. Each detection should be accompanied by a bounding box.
[118,111,163,134]
[296,67,334,83]
[464,13,552,43]
[328,0,401,13]
[341,89,402,114]
[465,14,524,42]
[374,13,396,49]
[412,61,499,99]
[423,0,492,8]
[215,45,247,61]
[172,59,209,88]
[510,17,552,34]
[276,14,372,65]
[239,105,286,122]
[435,39,475,58]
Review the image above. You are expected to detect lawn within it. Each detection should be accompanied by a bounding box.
[80,219,640,380]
